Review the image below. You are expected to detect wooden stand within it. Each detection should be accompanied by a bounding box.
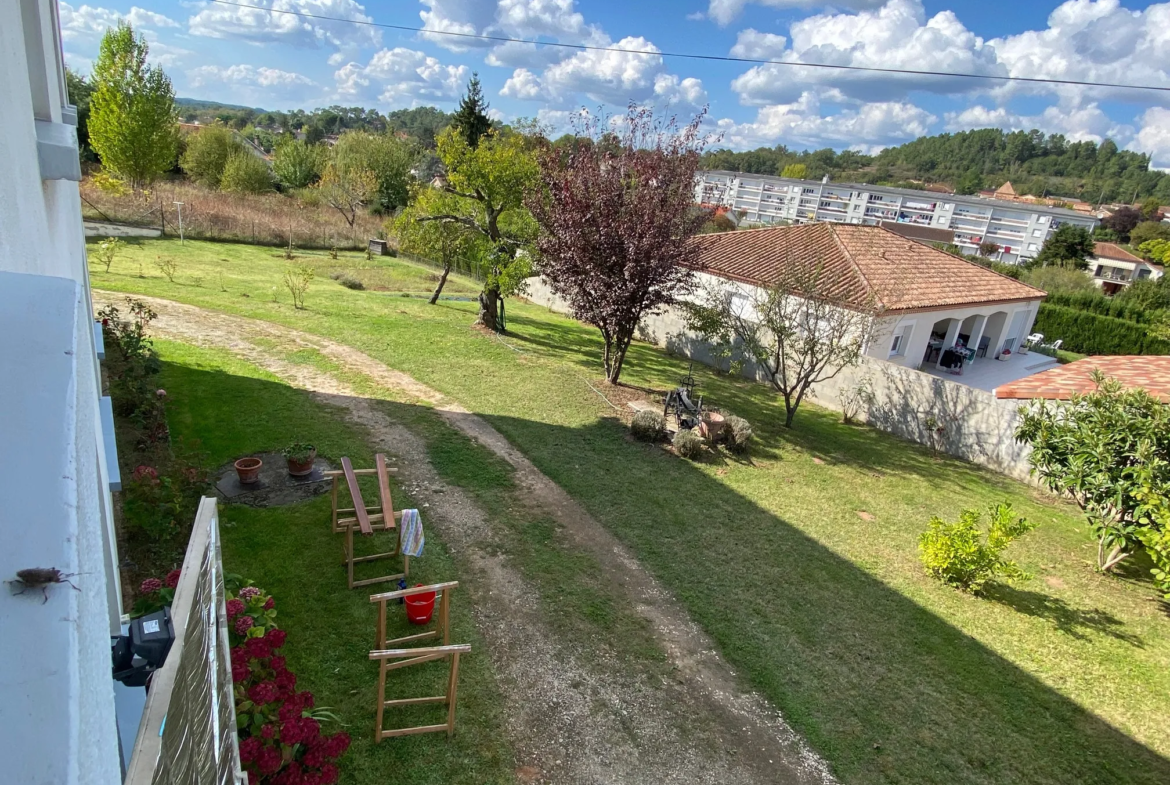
[325,454,408,589]
[370,645,470,741]
[368,582,466,741]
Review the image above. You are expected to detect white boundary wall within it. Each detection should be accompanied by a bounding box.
[523,276,1032,481]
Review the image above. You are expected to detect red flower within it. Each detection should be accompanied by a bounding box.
[238,736,263,764]
[280,716,320,746]
[234,615,255,636]
[265,629,287,649]
[227,598,246,618]
[256,746,283,775]
[272,762,303,785]
[269,656,287,672]
[231,659,249,682]
[263,596,275,611]
[248,681,280,706]
[322,732,350,759]
[243,636,272,661]
[319,763,339,785]
[238,586,262,601]
[302,746,326,769]
[140,578,163,594]
[164,569,181,589]
[260,724,276,739]
[274,670,296,698]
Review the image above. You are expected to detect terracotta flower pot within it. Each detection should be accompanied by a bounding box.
[700,412,727,441]
[234,457,263,484]
[286,448,317,477]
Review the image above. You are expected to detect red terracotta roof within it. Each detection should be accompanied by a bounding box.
[688,223,1046,313]
[1093,242,1144,263]
[996,356,1170,403]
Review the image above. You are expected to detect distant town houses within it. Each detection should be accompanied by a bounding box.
[696,171,1099,265]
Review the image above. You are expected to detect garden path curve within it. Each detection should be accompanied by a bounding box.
[94,290,835,785]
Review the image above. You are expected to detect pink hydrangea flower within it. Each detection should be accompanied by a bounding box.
[164,569,181,589]
[227,598,245,618]
[156,389,167,399]
[234,615,255,636]
[238,586,261,601]
[140,578,162,594]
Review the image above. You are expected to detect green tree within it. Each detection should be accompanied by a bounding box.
[179,125,240,188]
[394,187,487,304]
[1117,277,1170,312]
[1030,224,1094,269]
[1016,372,1170,576]
[1140,197,1162,221]
[780,163,808,179]
[88,22,178,188]
[1129,221,1170,248]
[417,127,539,331]
[219,151,273,194]
[65,68,96,162]
[955,168,982,194]
[272,139,325,189]
[451,73,492,149]
[331,131,416,212]
[1023,265,1096,295]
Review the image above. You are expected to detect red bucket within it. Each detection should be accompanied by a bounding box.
[405,585,436,625]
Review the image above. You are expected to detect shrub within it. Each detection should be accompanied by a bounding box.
[220,151,274,194]
[673,428,704,460]
[1032,303,1170,355]
[838,375,873,425]
[1023,265,1095,295]
[154,255,178,282]
[918,503,1035,594]
[329,271,364,290]
[283,264,315,309]
[180,125,240,188]
[91,237,124,272]
[631,410,666,442]
[272,139,325,189]
[725,415,753,454]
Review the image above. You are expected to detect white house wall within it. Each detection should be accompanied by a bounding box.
[872,300,1040,370]
[523,274,1034,479]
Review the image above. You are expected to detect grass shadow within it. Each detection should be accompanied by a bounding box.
[983,584,1145,646]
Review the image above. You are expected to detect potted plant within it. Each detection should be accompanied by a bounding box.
[699,411,727,442]
[282,442,317,477]
[997,348,1013,362]
[234,456,262,484]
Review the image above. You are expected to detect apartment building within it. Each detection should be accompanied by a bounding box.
[696,170,1099,265]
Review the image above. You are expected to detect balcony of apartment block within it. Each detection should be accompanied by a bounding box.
[985,228,1025,242]
[901,201,938,213]
[988,215,1030,227]
[866,209,899,221]
[817,202,847,214]
[896,212,934,226]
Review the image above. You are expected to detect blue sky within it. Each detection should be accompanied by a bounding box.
[58,0,1170,166]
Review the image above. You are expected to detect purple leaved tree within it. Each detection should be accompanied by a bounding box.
[527,105,714,385]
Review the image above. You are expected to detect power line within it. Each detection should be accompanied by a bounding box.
[208,0,1170,93]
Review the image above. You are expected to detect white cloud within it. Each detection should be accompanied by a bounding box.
[1133,107,1170,170]
[730,0,1002,105]
[989,0,1170,104]
[60,3,180,39]
[517,36,666,105]
[714,91,935,149]
[334,48,468,108]
[729,29,787,60]
[484,40,570,69]
[188,0,380,55]
[417,0,497,51]
[500,67,548,100]
[189,64,316,89]
[945,103,1134,145]
[707,0,884,28]
[654,74,708,107]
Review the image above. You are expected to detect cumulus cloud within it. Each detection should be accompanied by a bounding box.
[1133,107,1170,170]
[188,0,380,56]
[714,91,935,149]
[334,47,468,108]
[189,64,316,89]
[729,29,787,60]
[707,0,884,28]
[989,0,1170,104]
[654,74,708,106]
[60,3,180,39]
[729,0,1002,105]
[945,103,1134,145]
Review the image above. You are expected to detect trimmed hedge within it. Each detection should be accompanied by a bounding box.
[1033,303,1170,355]
[1043,291,1155,324]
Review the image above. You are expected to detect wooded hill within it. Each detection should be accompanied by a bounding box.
[701,128,1170,204]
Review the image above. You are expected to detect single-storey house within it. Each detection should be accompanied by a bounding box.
[1089,242,1164,294]
[685,223,1050,387]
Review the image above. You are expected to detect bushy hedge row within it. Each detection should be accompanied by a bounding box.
[1043,291,1154,324]
[1033,304,1170,355]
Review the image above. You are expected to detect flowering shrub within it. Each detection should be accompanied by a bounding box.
[124,453,208,542]
[130,568,182,617]
[231,584,350,785]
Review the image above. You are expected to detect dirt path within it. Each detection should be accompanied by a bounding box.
[96,291,835,785]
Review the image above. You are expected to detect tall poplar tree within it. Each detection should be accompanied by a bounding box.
[89,22,178,188]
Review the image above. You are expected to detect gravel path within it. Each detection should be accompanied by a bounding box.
[95,291,835,785]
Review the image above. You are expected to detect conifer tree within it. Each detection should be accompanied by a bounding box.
[451,73,492,149]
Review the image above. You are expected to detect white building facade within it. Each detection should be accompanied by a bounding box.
[1,1,124,783]
[696,170,1099,266]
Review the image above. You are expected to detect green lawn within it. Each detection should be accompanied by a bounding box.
[96,238,1170,785]
[155,340,514,785]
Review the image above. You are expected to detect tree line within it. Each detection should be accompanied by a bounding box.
[701,128,1170,203]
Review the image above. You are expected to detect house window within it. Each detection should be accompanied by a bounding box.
[1032,229,1043,237]
[1028,243,1039,251]
[889,324,911,357]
